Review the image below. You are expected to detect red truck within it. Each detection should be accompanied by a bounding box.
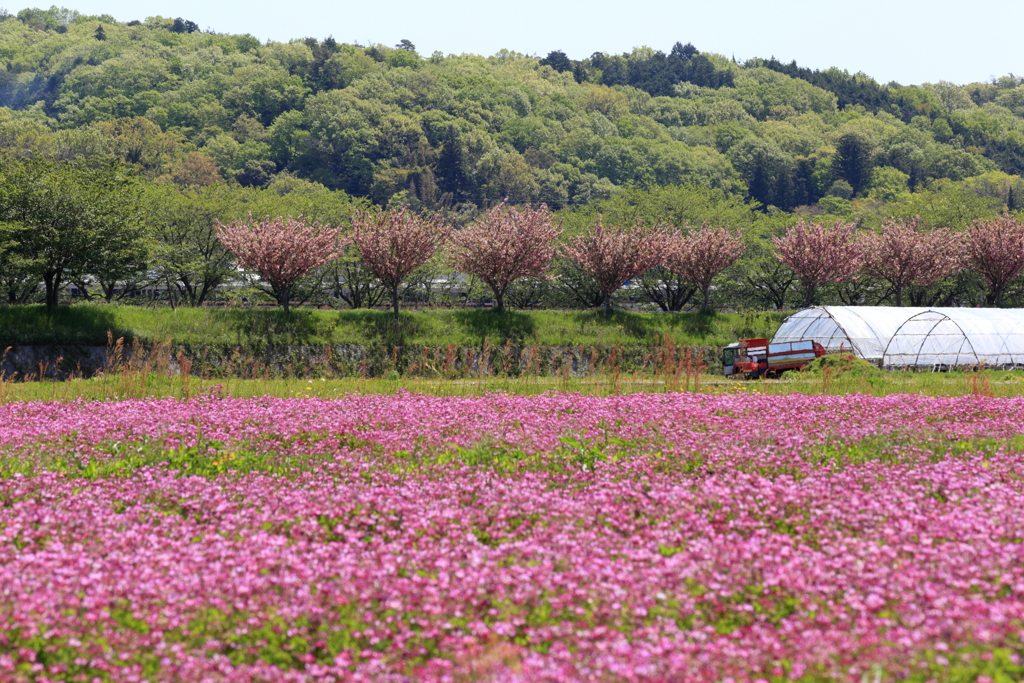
[722,337,827,379]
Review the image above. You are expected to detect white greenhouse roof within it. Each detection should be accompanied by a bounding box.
[771,306,1024,368]
[772,306,929,361]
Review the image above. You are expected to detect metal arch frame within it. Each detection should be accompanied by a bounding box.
[995,316,1024,366]
[883,311,978,368]
[773,307,860,355]
[773,306,889,358]
[777,309,822,342]
[775,306,1024,370]
[945,309,1024,368]
[826,307,877,359]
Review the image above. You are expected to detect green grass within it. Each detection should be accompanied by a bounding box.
[1,363,1020,404]
[0,304,784,349]
[798,352,882,378]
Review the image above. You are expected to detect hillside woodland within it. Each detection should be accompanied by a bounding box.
[1,6,1023,310]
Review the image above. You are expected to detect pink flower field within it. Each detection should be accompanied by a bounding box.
[2,391,1024,682]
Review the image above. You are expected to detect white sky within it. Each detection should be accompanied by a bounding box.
[47,0,1024,86]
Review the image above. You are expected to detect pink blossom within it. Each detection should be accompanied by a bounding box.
[1,392,1023,680]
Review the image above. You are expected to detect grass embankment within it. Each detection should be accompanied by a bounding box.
[0,304,782,348]
[2,305,1020,401]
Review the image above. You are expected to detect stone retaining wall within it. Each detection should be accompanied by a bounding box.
[1,341,720,381]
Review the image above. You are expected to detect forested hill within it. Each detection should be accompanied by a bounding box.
[1,6,1023,216]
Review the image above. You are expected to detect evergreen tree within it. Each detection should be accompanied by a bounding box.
[540,50,573,73]
[835,131,876,196]
[171,17,199,33]
[435,127,467,202]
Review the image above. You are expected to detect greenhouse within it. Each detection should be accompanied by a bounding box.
[771,306,1024,370]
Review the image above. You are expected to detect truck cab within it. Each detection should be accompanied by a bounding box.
[723,337,768,378]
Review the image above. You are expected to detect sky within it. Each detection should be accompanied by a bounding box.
[55,0,1024,86]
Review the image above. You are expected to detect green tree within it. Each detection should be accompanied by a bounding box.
[91,117,184,175]
[324,245,386,309]
[0,219,40,303]
[634,267,695,311]
[865,166,910,202]
[0,156,147,308]
[144,184,244,307]
[317,45,383,90]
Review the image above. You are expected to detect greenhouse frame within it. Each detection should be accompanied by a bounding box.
[771,306,1024,370]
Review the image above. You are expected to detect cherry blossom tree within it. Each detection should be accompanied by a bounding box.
[859,216,962,307]
[665,224,745,312]
[966,213,1024,307]
[216,214,345,313]
[350,207,449,316]
[449,202,561,312]
[563,217,670,315]
[773,219,863,307]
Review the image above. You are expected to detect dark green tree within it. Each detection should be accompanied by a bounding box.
[540,50,573,73]
[436,127,467,201]
[835,130,876,195]
[171,17,199,33]
[235,160,276,188]
[791,156,820,207]
[885,142,925,190]
[598,56,628,86]
[670,42,699,61]
[727,138,795,209]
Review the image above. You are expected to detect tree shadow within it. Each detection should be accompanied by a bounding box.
[661,310,718,339]
[336,309,426,346]
[225,308,324,347]
[0,304,129,345]
[450,309,536,344]
[571,310,651,340]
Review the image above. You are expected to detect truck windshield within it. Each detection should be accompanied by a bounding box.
[723,348,736,366]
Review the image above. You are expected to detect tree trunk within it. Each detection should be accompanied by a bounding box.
[895,284,903,307]
[43,271,61,308]
[494,290,504,312]
[280,285,291,313]
[164,274,178,310]
[603,294,612,315]
[391,287,400,317]
[180,277,199,307]
[995,286,1004,308]
[701,285,711,312]
[802,285,814,308]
